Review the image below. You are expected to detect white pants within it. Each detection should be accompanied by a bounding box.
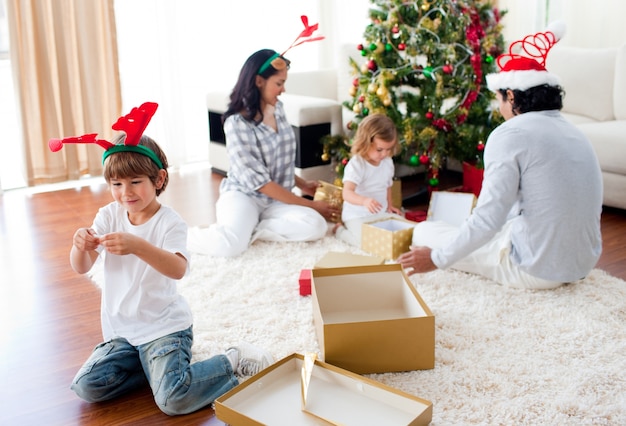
[412,220,563,289]
[188,190,327,257]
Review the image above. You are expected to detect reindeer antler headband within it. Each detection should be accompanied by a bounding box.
[257,15,325,75]
[48,102,163,169]
[486,21,566,92]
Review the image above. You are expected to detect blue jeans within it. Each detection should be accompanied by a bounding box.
[71,326,239,415]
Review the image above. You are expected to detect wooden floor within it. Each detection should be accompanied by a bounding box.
[1,163,625,425]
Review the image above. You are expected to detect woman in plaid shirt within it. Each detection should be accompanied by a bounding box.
[189,49,339,257]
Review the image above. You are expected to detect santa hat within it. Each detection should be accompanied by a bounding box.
[486,21,566,92]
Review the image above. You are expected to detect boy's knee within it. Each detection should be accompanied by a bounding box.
[71,381,107,403]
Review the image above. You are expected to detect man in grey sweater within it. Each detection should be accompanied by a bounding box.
[398,23,603,289]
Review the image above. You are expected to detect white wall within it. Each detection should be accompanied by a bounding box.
[499,0,626,48]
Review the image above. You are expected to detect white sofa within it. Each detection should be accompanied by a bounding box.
[547,44,626,210]
[206,85,342,185]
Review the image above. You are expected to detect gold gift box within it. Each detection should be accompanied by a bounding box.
[314,180,343,222]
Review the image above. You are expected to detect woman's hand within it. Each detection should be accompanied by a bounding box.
[295,176,319,198]
[311,200,341,222]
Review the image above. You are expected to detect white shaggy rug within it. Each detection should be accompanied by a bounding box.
[93,236,626,425]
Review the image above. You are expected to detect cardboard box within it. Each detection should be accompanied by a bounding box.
[312,264,435,374]
[215,353,433,425]
[361,217,418,260]
[427,191,476,226]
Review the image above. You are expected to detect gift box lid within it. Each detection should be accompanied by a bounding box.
[215,353,433,425]
[427,191,476,226]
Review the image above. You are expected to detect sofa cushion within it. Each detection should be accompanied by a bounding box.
[614,44,626,120]
[547,46,617,122]
[577,121,626,175]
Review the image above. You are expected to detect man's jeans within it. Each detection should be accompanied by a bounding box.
[71,326,238,415]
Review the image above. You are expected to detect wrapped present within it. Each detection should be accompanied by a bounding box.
[314,180,343,222]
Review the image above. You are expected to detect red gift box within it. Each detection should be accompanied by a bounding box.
[299,269,312,296]
[405,210,427,222]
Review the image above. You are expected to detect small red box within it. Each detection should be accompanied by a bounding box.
[299,269,312,296]
[405,210,427,222]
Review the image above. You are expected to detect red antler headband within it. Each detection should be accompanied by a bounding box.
[486,21,566,92]
[48,102,163,169]
[257,15,325,75]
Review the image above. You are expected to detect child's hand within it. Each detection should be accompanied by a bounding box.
[98,232,140,255]
[363,197,382,214]
[73,228,100,252]
[388,206,403,215]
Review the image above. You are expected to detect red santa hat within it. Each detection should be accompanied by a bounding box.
[486,21,566,92]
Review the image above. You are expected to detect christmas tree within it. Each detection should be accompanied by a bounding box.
[323,0,507,188]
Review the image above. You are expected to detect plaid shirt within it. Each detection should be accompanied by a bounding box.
[220,101,296,201]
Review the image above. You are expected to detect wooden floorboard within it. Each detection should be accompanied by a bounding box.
[1,164,624,425]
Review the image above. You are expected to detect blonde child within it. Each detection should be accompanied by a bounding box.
[335,113,403,247]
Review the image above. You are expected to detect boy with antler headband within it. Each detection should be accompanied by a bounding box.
[51,103,274,415]
[398,22,603,289]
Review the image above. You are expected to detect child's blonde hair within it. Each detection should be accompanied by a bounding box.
[350,113,400,158]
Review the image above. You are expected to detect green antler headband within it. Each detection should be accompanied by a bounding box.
[257,15,325,75]
[48,102,163,169]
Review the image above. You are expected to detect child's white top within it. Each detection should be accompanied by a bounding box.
[93,202,192,346]
[341,155,395,221]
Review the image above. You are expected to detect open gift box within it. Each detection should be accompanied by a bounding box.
[215,353,433,425]
[311,264,435,374]
[361,217,418,260]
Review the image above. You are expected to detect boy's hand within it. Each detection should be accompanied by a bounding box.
[98,232,140,255]
[73,228,100,252]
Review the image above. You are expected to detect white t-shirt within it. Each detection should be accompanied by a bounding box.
[341,155,395,221]
[92,202,192,346]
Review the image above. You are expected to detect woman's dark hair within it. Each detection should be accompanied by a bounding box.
[499,84,564,115]
[103,134,169,196]
[223,49,290,124]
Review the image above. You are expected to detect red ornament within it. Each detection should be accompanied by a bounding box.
[443,64,453,74]
[358,95,365,102]
[353,78,359,86]
[419,154,430,165]
[357,43,364,51]
[425,111,434,120]
[392,25,399,34]
[367,60,377,72]
[341,158,348,166]
[477,142,485,151]
[398,43,406,51]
